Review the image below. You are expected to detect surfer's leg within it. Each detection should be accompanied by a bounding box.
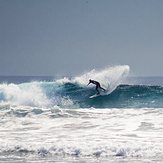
[100,86,106,91]
[102,87,106,91]
[96,86,100,94]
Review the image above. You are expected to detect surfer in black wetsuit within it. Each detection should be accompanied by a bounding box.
[87,79,106,95]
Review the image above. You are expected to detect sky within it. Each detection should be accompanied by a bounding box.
[0,0,163,76]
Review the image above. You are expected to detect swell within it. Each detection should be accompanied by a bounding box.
[84,85,163,108]
[1,81,163,108]
[55,83,163,108]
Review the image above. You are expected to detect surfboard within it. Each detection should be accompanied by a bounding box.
[89,91,107,99]
[89,94,101,98]
[88,85,116,99]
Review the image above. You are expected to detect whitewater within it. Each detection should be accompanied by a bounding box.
[0,65,163,162]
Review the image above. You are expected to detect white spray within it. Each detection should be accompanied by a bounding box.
[73,65,130,94]
[0,82,51,107]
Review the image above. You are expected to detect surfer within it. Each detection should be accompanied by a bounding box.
[87,79,106,95]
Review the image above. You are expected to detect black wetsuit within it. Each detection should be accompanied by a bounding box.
[88,80,106,94]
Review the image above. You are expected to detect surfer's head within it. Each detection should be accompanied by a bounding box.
[89,79,92,83]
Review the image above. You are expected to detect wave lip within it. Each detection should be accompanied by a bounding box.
[73,65,129,87]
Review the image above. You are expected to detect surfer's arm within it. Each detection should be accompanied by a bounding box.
[87,81,91,86]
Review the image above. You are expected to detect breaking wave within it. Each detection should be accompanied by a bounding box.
[0,65,163,108]
[0,65,130,108]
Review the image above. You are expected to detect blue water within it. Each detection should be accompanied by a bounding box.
[0,76,163,108]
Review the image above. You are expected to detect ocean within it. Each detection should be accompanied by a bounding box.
[0,65,163,163]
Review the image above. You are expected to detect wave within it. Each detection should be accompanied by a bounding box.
[1,65,163,108]
[86,85,163,108]
[0,65,130,108]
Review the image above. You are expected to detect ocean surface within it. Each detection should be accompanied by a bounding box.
[1,65,163,162]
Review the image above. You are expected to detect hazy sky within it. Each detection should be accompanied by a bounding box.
[0,0,163,76]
